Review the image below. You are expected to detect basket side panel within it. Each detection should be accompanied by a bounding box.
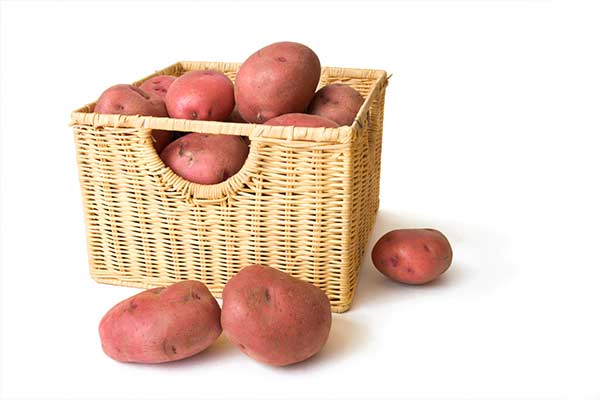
[316,75,387,309]
[347,83,387,304]
[232,139,351,307]
[348,123,372,307]
[74,126,201,286]
[74,126,352,310]
[367,82,387,227]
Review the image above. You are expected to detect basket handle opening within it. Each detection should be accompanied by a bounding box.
[150,130,258,205]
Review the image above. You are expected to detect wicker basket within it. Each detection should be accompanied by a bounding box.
[71,61,388,313]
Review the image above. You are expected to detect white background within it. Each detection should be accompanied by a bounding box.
[1,1,599,399]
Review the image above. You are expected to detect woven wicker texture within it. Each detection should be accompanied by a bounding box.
[72,61,388,312]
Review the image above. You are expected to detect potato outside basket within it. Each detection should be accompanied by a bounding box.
[70,61,388,312]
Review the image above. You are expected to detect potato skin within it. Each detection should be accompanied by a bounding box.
[371,229,453,284]
[221,265,332,366]
[235,41,321,123]
[139,75,176,99]
[165,70,234,121]
[94,84,168,117]
[160,132,249,184]
[308,84,364,126]
[264,113,339,128]
[99,280,222,364]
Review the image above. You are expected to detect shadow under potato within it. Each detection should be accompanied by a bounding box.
[168,314,369,370]
[283,315,369,371]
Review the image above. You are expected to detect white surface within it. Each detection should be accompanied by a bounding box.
[1,1,599,399]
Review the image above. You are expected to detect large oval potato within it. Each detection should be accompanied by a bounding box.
[165,70,234,121]
[221,265,332,367]
[371,229,453,284]
[160,132,249,184]
[235,41,321,123]
[264,113,338,128]
[308,83,365,126]
[99,280,222,364]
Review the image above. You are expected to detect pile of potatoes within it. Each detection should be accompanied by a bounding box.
[100,265,331,366]
[93,41,365,185]
[94,40,455,367]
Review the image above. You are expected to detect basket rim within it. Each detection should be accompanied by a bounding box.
[70,61,388,144]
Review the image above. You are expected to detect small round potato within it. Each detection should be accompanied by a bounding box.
[234,41,321,123]
[99,280,222,364]
[264,113,338,128]
[371,229,453,284]
[160,132,249,184]
[165,70,234,121]
[221,265,332,366]
[308,83,365,126]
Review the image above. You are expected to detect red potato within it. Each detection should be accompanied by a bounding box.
[139,75,176,99]
[235,41,321,123]
[264,113,338,128]
[99,280,222,364]
[308,83,365,126]
[371,229,453,284]
[165,70,234,121]
[221,265,332,367]
[160,132,249,184]
[94,84,171,153]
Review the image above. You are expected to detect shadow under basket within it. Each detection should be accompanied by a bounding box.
[71,61,388,313]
